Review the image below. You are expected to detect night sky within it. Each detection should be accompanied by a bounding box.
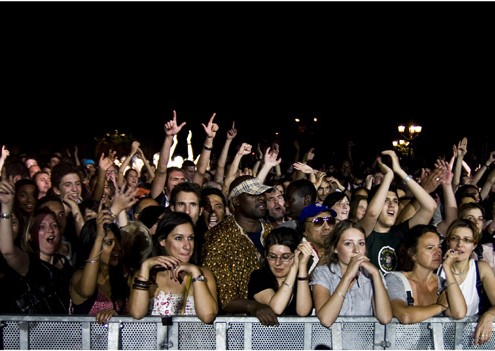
[1,1,494,169]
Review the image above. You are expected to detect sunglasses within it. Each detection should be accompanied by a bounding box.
[306,216,335,227]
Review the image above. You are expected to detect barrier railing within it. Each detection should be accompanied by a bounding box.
[0,315,493,349]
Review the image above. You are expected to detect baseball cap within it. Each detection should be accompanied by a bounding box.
[228,178,273,200]
[83,159,95,166]
[299,203,337,223]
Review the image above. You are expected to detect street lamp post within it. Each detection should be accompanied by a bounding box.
[392,123,422,157]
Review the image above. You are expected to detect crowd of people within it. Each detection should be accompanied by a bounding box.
[1,111,495,346]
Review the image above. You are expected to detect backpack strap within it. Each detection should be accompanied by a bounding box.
[387,271,414,306]
[475,260,483,294]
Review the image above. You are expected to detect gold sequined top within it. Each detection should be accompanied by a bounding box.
[202,215,273,310]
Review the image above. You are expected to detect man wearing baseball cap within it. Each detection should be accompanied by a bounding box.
[297,203,337,275]
[202,175,279,325]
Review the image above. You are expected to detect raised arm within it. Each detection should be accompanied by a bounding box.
[0,180,29,275]
[384,150,437,228]
[256,146,282,184]
[480,167,495,202]
[452,137,468,191]
[135,147,155,182]
[222,143,252,197]
[214,122,237,184]
[360,154,394,236]
[91,150,117,202]
[186,130,194,161]
[150,111,186,199]
[117,141,140,188]
[0,145,10,178]
[293,148,315,181]
[472,151,495,187]
[435,160,458,234]
[192,113,219,185]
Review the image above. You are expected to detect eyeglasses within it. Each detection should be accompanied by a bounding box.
[306,216,335,227]
[266,253,294,263]
[447,236,474,244]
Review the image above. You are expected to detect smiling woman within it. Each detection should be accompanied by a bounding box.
[128,211,218,324]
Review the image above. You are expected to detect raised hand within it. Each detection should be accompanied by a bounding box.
[381,150,402,173]
[292,162,313,174]
[238,143,252,156]
[226,123,238,140]
[164,110,186,137]
[264,147,282,168]
[131,141,140,154]
[1,145,10,160]
[456,137,468,158]
[201,112,219,139]
[0,179,15,211]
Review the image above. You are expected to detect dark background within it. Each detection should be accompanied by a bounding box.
[0,1,493,170]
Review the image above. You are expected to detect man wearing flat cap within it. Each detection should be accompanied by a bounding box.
[202,175,279,325]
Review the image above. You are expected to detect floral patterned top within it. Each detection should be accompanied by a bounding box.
[151,291,196,316]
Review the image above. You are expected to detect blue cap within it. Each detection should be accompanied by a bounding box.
[83,159,95,166]
[299,203,337,223]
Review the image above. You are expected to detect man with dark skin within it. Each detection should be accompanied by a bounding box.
[202,175,279,325]
[280,178,317,229]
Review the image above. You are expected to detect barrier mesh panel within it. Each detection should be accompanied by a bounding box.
[395,323,433,349]
[122,322,157,350]
[29,321,82,349]
[441,322,457,349]
[311,322,332,350]
[226,322,246,349]
[90,323,109,349]
[342,322,375,349]
[177,322,216,349]
[2,321,20,349]
[251,322,305,350]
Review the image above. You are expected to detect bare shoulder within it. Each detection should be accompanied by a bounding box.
[478,260,495,279]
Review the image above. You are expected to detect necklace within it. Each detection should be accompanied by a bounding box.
[452,263,469,276]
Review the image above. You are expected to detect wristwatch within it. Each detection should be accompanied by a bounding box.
[191,274,205,283]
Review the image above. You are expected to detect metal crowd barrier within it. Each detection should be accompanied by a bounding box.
[0,315,494,350]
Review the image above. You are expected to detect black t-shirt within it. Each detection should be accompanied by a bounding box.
[366,220,409,274]
[248,266,298,316]
[1,253,73,314]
